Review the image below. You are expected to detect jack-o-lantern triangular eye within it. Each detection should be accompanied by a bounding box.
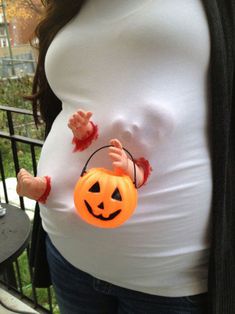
[112,188,122,201]
[89,182,100,193]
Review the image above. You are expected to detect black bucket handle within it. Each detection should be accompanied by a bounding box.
[80,145,137,188]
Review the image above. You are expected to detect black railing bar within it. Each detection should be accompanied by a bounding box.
[0,105,33,116]
[2,270,7,283]
[0,132,44,146]
[5,112,24,210]
[2,266,17,289]
[19,196,25,212]
[5,112,25,209]
[0,151,9,203]
[47,287,53,314]
[10,139,25,210]
[30,144,37,176]
[0,177,9,204]
[26,246,38,308]
[0,280,51,314]
[6,110,15,135]
[14,259,24,296]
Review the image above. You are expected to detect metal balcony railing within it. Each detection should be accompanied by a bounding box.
[0,105,57,314]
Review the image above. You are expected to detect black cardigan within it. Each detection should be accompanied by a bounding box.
[29,0,234,313]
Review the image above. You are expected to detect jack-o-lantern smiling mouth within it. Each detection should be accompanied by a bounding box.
[84,200,121,221]
[74,166,138,228]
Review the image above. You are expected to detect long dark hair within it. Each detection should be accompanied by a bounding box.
[30,0,86,131]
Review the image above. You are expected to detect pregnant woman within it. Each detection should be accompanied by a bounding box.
[16,1,235,313]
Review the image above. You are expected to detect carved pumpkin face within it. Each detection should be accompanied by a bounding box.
[74,168,138,228]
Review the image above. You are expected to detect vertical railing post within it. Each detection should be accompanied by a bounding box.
[26,246,38,308]
[6,110,25,210]
[3,265,18,289]
[30,144,37,176]
[3,111,20,290]
[0,150,8,203]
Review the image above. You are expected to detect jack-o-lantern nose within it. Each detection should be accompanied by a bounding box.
[98,202,104,210]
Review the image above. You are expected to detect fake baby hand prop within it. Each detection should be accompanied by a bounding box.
[68,109,93,139]
[109,139,144,188]
[74,141,138,228]
[68,109,98,152]
[16,169,51,204]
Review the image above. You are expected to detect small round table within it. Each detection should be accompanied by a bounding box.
[0,203,31,272]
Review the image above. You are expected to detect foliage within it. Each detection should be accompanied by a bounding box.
[16,251,59,314]
[0,76,44,136]
[5,0,43,21]
[0,76,33,109]
[0,76,45,178]
[4,0,43,38]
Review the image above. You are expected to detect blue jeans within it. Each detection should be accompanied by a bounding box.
[45,235,208,314]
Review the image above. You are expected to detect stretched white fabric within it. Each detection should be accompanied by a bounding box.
[38,0,212,296]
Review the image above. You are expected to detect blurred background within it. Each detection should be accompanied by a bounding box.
[0,1,59,313]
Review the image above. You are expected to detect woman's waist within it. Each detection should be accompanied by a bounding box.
[40,193,211,249]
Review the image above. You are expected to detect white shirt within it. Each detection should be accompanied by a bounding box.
[38,0,212,296]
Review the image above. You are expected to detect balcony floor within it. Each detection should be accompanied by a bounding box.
[0,285,40,314]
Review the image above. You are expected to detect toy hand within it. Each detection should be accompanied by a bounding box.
[109,139,129,173]
[109,139,145,188]
[68,109,93,140]
[16,169,47,201]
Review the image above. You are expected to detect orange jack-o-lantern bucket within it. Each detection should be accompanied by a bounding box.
[74,145,138,228]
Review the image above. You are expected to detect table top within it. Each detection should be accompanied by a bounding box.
[0,203,31,272]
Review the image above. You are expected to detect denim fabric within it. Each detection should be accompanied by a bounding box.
[46,235,208,314]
